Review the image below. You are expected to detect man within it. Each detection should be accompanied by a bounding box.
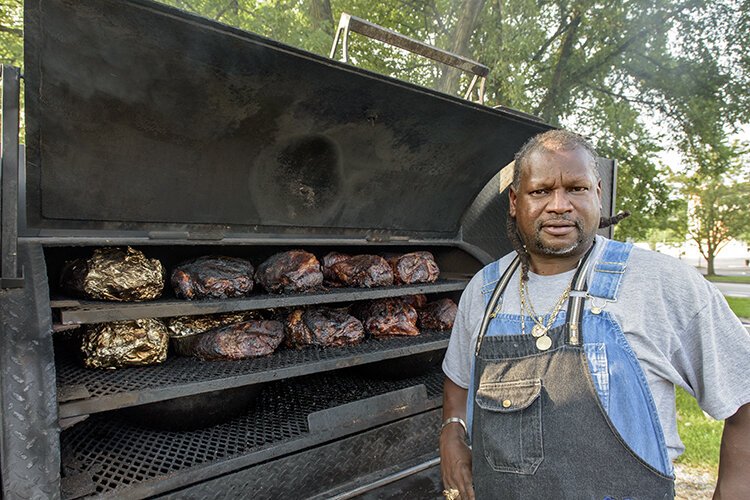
[440,129,750,499]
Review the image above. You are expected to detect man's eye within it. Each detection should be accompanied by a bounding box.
[530,189,548,195]
[570,187,588,192]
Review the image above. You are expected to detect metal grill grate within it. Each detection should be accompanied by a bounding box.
[60,369,444,498]
[54,279,468,325]
[57,330,449,417]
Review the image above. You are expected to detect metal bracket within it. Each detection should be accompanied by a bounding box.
[329,13,489,104]
[1,65,24,289]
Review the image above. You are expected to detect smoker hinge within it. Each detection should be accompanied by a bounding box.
[365,232,410,243]
[1,65,24,289]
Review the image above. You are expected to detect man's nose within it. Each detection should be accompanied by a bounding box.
[547,190,573,212]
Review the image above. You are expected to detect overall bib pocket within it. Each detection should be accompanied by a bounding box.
[475,378,544,474]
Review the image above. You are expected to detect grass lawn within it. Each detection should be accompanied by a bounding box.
[726,296,750,319]
[705,274,750,284]
[674,387,723,471]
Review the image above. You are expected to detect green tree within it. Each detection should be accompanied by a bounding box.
[677,142,750,275]
[0,0,23,67]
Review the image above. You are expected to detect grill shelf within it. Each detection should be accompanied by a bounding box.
[52,278,468,325]
[57,330,450,418]
[60,369,444,499]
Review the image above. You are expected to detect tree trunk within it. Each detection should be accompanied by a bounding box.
[309,0,334,37]
[707,255,715,276]
[535,11,581,122]
[435,0,486,96]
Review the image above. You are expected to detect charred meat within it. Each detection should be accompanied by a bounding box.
[388,251,440,284]
[322,252,394,288]
[171,256,255,300]
[255,250,323,293]
[362,298,420,337]
[189,320,285,361]
[285,308,365,348]
[419,298,458,330]
[401,294,428,310]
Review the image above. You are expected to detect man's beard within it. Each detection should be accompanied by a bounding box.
[530,216,590,256]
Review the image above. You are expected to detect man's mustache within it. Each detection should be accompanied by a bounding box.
[534,215,583,232]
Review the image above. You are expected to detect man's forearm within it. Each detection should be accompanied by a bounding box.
[714,403,750,499]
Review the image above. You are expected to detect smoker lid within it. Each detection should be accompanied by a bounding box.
[23,0,550,238]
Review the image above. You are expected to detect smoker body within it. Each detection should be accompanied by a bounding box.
[0,1,617,498]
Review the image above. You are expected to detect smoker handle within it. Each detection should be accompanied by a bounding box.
[329,13,489,104]
[307,384,430,433]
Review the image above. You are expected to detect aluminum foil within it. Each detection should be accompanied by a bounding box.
[60,247,165,301]
[167,312,262,338]
[81,318,169,369]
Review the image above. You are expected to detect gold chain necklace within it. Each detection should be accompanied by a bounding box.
[519,278,571,351]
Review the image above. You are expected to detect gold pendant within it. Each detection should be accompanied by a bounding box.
[536,335,552,351]
[531,324,547,338]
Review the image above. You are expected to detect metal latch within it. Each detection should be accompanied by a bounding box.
[1,65,24,289]
[329,13,489,104]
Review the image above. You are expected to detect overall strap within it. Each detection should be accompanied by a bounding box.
[588,239,633,301]
[565,240,598,345]
[474,257,520,355]
[566,239,633,345]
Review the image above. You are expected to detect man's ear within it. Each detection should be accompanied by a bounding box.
[596,179,602,207]
[509,188,517,217]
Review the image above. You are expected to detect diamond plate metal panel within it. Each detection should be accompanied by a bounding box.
[158,409,442,500]
[0,243,61,498]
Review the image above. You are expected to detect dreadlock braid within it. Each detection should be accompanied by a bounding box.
[599,211,630,228]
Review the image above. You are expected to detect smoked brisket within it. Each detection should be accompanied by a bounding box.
[255,250,323,293]
[322,252,394,287]
[418,298,458,330]
[285,308,365,348]
[188,320,285,361]
[171,256,255,300]
[362,298,420,337]
[388,251,440,284]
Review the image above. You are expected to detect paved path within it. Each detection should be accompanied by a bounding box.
[713,282,750,298]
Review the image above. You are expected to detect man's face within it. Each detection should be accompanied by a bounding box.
[509,147,602,259]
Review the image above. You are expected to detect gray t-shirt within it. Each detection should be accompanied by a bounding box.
[443,235,750,460]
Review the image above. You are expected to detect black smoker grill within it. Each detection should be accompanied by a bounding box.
[0,0,617,498]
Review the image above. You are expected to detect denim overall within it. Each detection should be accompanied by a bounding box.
[469,241,674,499]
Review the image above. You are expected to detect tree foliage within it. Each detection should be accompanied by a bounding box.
[0,0,23,67]
[676,142,750,275]
[1,0,748,243]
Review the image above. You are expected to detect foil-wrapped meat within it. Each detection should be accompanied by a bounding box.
[60,247,165,301]
[362,298,420,337]
[167,312,262,338]
[285,308,365,348]
[81,318,169,369]
[188,320,285,361]
[255,250,323,293]
[322,252,394,288]
[419,298,458,330]
[171,256,255,300]
[388,251,440,284]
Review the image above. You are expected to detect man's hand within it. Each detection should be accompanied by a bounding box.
[714,402,750,499]
[441,378,475,499]
[440,422,474,499]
